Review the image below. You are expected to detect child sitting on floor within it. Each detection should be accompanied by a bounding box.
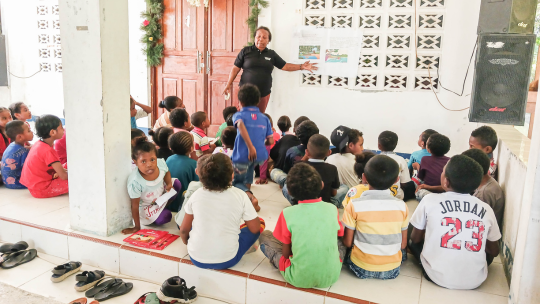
[170,108,192,134]
[408,129,437,172]
[326,126,365,188]
[409,155,501,289]
[20,115,68,198]
[0,108,12,161]
[232,84,274,210]
[9,102,32,127]
[213,126,236,158]
[54,111,67,165]
[462,149,505,232]
[341,151,376,209]
[190,111,216,159]
[153,96,185,131]
[215,106,238,146]
[378,131,412,200]
[1,121,34,189]
[277,115,293,137]
[130,96,152,129]
[259,162,346,288]
[282,120,319,174]
[167,132,199,212]
[469,126,498,178]
[149,127,174,161]
[256,113,280,185]
[179,154,263,270]
[415,133,451,200]
[269,116,310,187]
[342,155,409,280]
[282,134,344,207]
[123,137,182,234]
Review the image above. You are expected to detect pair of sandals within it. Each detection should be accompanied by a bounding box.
[84,278,133,302]
[0,241,37,269]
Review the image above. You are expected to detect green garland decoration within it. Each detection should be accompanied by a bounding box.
[141,0,165,67]
[246,0,269,45]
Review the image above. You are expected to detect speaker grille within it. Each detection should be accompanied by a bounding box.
[469,34,535,125]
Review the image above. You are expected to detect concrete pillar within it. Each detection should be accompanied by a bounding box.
[59,0,132,236]
[508,93,540,303]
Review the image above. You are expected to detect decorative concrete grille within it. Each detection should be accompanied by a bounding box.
[40,63,51,72]
[328,76,348,87]
[420,0,444,7]
[359,15,381,28]
[363,35,380,48]
[38,20,48,29]
[388,14,412,29]
[416,55,440,69]
[390,0,413,8]
[359,54,379,68]
[39,49,51,58]
[387,34,411,49]
[333,0,354,9]
[385,75,408,90]
[386,55,409,69]
[359,0,382,8]
[419,14,444,29]
[302,73,323,86]
[415,75,438,90]
[332,15,353,27]
[417,34,442,49]
[306,0,325,9]
[37,1,62,73]
[356,74,378,88]
[305,15,326,26]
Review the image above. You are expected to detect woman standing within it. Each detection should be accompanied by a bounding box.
[222,26,317,113]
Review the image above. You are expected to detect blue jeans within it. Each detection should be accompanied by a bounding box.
[190,226,260,270]
[233,161,264,192]
[270,168,287,188]
[344,253,401,280]
[282,183,349,208]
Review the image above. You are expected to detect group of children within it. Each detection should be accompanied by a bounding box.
[0,86,506,291]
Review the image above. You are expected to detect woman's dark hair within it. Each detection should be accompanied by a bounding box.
[170,108,190,129]
[132,136,158,160]
[158,96,182,112]
[149,127,173,150]
[131,128,146,140]
[445,155,483,194]
[198,154,233,191]
[427,133,451,157]
[421,129,438,144]
[364,155,400,190]
[226,113,235,126]
[223,106,238,121]
[35,115,61,139]
[221,126,237,148]
[254,26,272,42]
[169,132,193,155]
[6,120,25,142]
[238,84,260,107]
[286,162,322,201]
[354,151,376,179]
[462,149,490,176]
[9,102,24,120]
[296,120,319,146]
[277,116,292,133]
[471,125,498,150]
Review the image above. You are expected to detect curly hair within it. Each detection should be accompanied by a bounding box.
[170,108,190,129]
[169,132,193,155]
[198,154,233,191]
[445,155,483,194]
[296,120,319,146]
[221,126,237,148]
[471,126,498,150]
[223,106,238,121]
[354,151,377,179]
[364,155,399,190]
[132,136,158,160]
[149,127,173,150]
[378,131,398,152]
[421,129,438,145]
[427,133,451,157]
[238,84,260,107]
[286,162,322,201]
[462,149,490,176]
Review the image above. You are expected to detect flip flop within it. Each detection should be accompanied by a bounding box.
[85,278,121,298]
[75,270,106,292]
[0,249,37,269]
[68,298,87,304]
[51,261,82,283]
[88,301,99,304]
[94,281,133,302]
[0,241,29,253]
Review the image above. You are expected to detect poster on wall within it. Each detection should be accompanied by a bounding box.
[290,26,363,80]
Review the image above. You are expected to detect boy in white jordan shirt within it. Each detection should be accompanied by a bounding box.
[409,155,501,290]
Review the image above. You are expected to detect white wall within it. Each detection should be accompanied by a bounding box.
[262,0,481,155]
[0,0,149,127]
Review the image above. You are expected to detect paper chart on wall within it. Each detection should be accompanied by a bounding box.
[290,26,363,80]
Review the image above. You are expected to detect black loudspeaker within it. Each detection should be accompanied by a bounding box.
[478,0,538,34]
[469,33,535,125]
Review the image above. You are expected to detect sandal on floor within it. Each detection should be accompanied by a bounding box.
[68,298,87,304]
[88,301,99,304]
[0,241,28,253]
[75,270,106,292]
[85,278,121,298]
[94,280,133,302]
[0,249,37,269]
[51,261,82,283]
[157,276,198,303]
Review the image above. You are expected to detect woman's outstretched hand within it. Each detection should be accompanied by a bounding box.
[301,61,318,73]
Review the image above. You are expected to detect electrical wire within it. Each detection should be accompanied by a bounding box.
[8,67,42,79]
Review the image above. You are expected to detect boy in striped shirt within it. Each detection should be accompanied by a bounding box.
[342,155,409,280]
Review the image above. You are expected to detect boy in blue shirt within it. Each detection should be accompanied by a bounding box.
[232,84,274,211]
[408,129,437,173]
[1,121,34,188]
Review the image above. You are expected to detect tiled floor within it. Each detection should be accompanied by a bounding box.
[0,180,510,304]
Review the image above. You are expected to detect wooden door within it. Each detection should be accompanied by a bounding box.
[206,0,250,136]
[155,0,206,122]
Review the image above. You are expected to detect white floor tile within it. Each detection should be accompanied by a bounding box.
[119,248,179,284]
[251,258,285,283]
[179,262,247,304]
[475,262,510,296]
[67,236,120,273]
[265,190,291,206]
[328,266,421,304]
[246,278,325,304]
[21,225,69,259]
[0,252,61,287]
[419,279,508,304]
[250,183,280,201]
[325,297,359,304]
[31,207,71,231]
[256,202,287,224]
[0,194,68,222]
[229,249,266,274]
[400,253,422,279]
[0,220,22,243]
